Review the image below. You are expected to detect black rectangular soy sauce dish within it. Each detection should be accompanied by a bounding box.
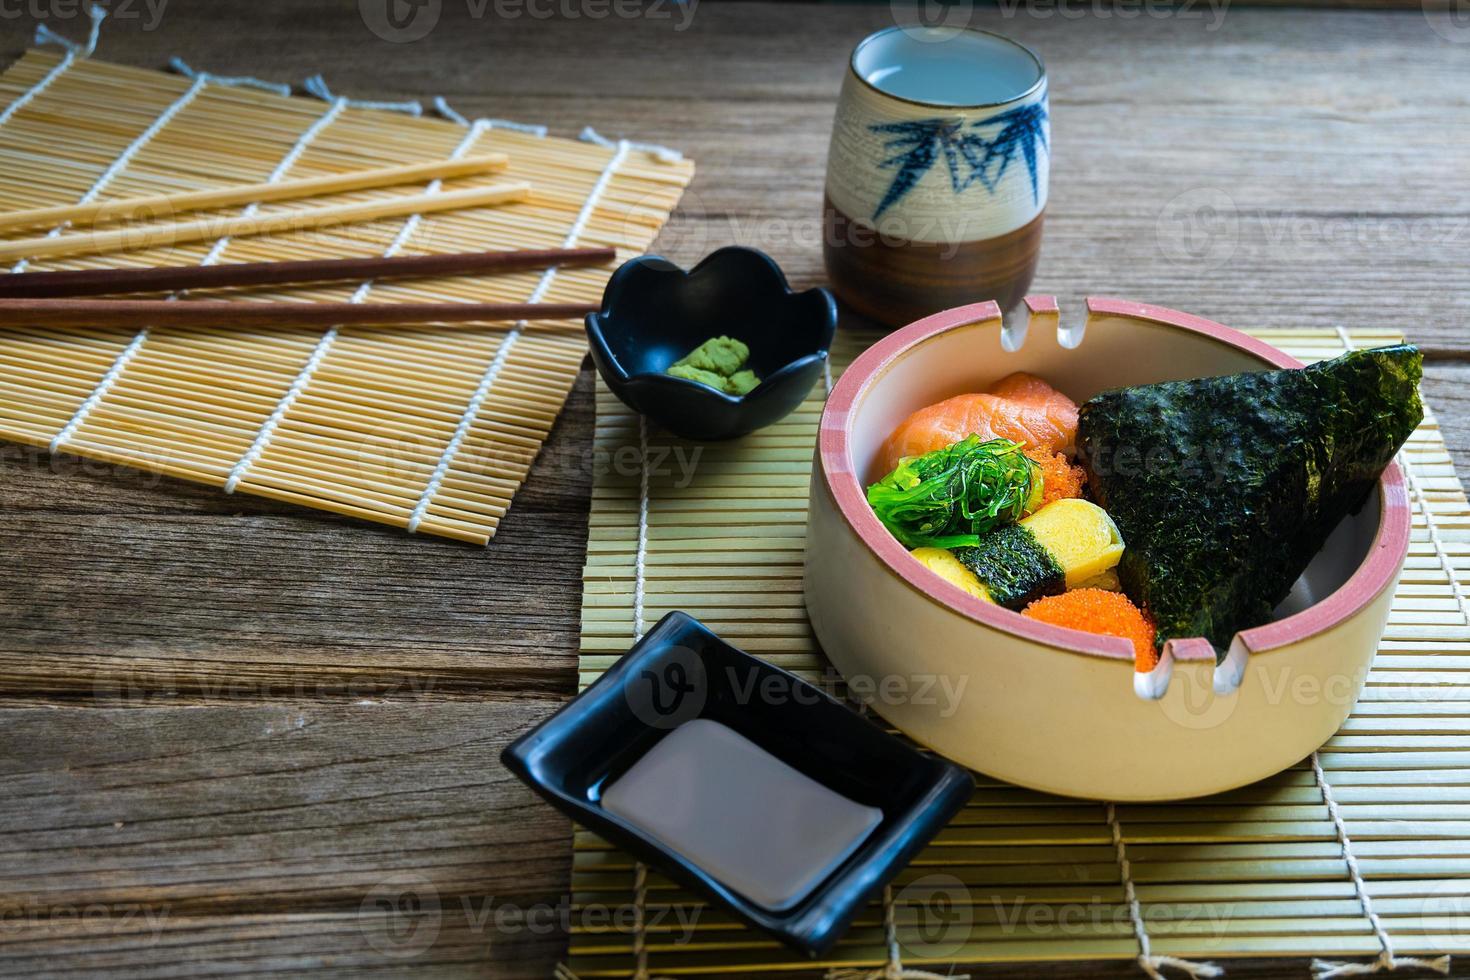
[500,611,975,956]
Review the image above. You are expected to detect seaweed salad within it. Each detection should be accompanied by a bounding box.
[1077,345,1423,657]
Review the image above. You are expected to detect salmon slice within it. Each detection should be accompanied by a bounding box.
[874,372,1078,477]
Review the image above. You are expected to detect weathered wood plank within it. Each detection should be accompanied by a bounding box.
[0,701,569,909]
[0,911,564,980]
[0,701,577,977]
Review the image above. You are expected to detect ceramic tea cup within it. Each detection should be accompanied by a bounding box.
[823,26,1049,326]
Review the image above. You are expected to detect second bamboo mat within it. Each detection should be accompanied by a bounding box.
[0,49,693,544]
[571,325,1470,976]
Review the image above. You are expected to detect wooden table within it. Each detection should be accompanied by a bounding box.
[1,3,1466,976]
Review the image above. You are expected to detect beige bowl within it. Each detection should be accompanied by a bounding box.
[804,298,1410,801]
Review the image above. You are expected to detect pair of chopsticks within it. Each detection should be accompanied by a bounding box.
[0,155,528,264]
[0,247,615,326]
[0,151,615,325]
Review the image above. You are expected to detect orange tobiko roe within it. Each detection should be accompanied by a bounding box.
[1024,448,1087,507]
[1022,589,1159,671]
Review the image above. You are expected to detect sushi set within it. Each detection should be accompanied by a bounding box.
[0,15,1452,977]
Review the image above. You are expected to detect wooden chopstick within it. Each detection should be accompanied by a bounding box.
[0,182,532,264]
[0,298,596,327]
[0,247,617,298]
[0,154,510,234]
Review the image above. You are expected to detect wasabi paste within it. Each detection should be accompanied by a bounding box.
[667,336,761,396]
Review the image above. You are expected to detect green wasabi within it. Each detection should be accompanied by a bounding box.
[726,369,760,396]
[667,336,761,396]
[666,364,727,389]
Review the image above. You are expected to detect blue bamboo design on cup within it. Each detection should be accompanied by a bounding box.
[823,27,1049,327]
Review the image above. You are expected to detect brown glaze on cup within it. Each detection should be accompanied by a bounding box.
[823,195,1044,326]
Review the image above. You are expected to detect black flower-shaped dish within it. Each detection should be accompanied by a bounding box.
[586,247,837,440]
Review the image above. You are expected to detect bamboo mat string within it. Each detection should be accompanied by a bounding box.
[1308,753,1450,979]
[9,71,210,275]
[1335,327,1469,625]
[0,4,103,127]
[1302,329,1458,980]
[197,97,350,268]
[1106,803,1223,980]
[168,55,291,96]
[405,136,634,532]
[49,330,146,454]
[622,412,673,980]
[303,74,422,116]
[632,413,651,642]
[431,96,549,137]
[631,412,653,979]
[224,116,492,494]
[580,126,683,165]
[33,69,221,451]
[52,95,349,458]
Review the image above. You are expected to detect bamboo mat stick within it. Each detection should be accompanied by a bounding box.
[0,246,616,298]
[0,297,595,327]
[0,182,532,262]
[0,154,510,233]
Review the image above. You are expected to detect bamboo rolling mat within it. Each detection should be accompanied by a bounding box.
[0,47,693,544]
[570,326,1470,977]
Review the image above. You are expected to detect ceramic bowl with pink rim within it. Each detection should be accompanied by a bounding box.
[804,298,1410,801]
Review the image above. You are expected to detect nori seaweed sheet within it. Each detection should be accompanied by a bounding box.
[953,524,1065,610]
[1076,345,1422,658]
